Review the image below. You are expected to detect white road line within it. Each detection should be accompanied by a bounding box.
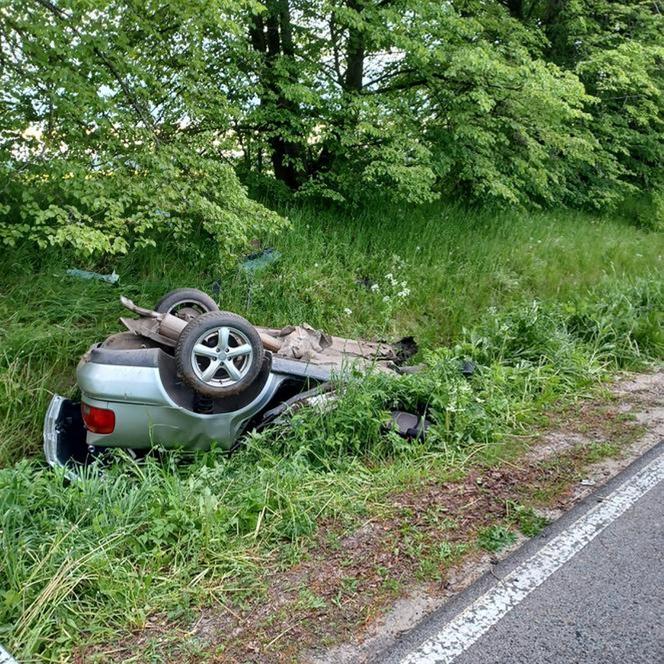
[401,450,664,664]
[0,644,18,664]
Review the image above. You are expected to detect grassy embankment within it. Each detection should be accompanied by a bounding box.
[0,202,662,660]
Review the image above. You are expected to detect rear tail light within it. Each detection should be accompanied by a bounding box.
[81,403,115,434]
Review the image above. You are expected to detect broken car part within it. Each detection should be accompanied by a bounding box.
[44,288,425,476]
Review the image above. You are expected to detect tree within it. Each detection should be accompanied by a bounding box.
[231,0,604,207]
[544,0,663,205]
[0,0,285,256]
[498,0,664,205]
[1,0,661,256]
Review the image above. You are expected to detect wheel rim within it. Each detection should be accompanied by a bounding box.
[167,299,211,321]
[190,326,254,388]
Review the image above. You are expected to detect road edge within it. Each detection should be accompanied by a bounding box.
[374,439,664,664]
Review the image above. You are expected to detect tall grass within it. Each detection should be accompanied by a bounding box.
[1,203,661,465]
[0,202,662,659]
[0,274,662,661]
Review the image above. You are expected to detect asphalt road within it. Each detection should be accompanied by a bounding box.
[378,441,664,664]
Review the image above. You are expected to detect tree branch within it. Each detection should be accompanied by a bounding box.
[31,0,158,137]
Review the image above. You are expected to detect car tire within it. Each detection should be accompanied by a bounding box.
[175,311,265,398]
[154,288,219,321]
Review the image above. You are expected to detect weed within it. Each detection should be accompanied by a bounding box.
[477,525,518,552]
[297,588,327,611]
[436,541,470,563]
[381,578,401,593]
[416,558,442,581]
[340,577,359,595]
[584,442,622,462]
[506,502,550,538]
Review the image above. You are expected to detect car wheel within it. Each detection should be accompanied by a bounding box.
[175,311,265,398]
[154,288,219,322]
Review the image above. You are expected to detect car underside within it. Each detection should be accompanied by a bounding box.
[44,288,426,476]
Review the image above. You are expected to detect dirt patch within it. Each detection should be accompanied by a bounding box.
[88,368,663,663]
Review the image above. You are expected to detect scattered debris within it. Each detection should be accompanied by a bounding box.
[240,248,281,273]
[355,276,377,291]
[65,268,119,284]
[393,336,419,363]
[385,411,431,440]
[460,360,476,378]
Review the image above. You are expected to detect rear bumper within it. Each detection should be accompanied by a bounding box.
[43,395,90,476]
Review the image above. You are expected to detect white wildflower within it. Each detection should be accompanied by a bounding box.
[343,307,352,315]
[370,283,380,292]
[382,295,390,303]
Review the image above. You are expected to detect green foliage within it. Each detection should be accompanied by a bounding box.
[477,524,517,552]
[576,40,664,206]
[506,501,550,537]
[2,0,662,251]
[0,0,286,256]
[240,0,663,207]
[1,147,286,258]
[530,0,664,205]
[464,288,663,373]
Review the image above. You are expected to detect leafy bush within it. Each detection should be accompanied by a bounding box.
[0,0,287,258]
[1,149,287,259]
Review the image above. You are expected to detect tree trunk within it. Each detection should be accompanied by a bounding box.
[344,1,365,92]
[504,0,523,19]
[541,0,571,64]
[249,0,302,189]
[311,0,366,177]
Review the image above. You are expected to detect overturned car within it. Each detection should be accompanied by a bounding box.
[44,289,426,474]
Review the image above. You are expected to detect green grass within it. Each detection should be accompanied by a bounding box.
[506,502,550,538]
[1,202,662,466]
[477,525,518,553]
[0,202,662,660]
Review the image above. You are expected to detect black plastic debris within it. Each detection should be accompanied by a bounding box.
[355,276,376,291]
[393,336,419,363]
[460,360,476,378]
[385,411,431,440]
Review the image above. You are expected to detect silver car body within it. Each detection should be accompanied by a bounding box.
[43,338,333,471]
[77,357,284,451]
